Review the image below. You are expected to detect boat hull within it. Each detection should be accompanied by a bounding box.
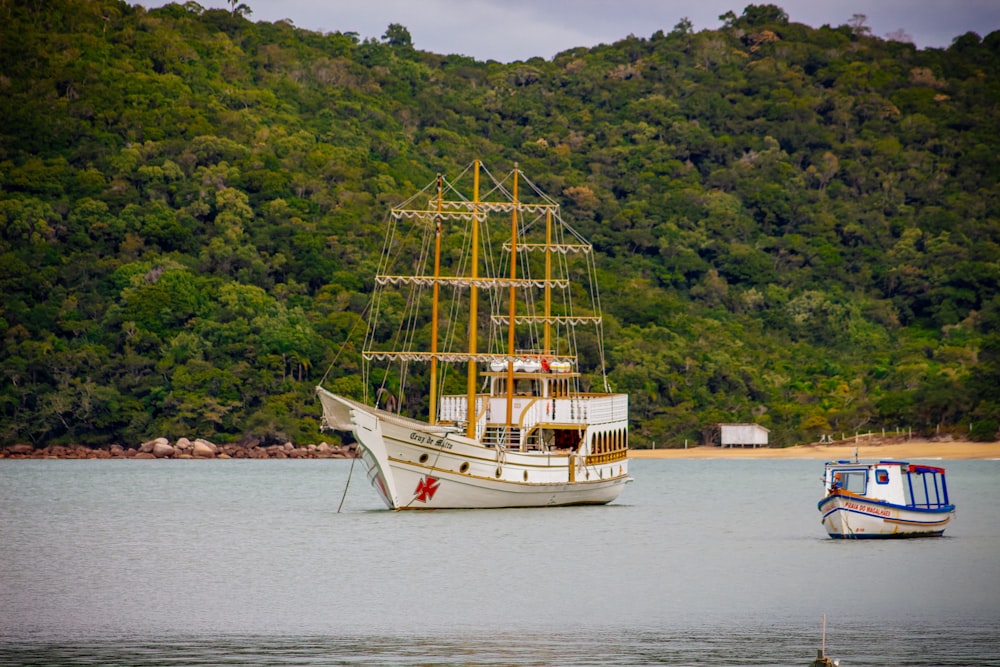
[318,388,630,510]
[818,492,955,538]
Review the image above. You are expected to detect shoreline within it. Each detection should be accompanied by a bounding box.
[0,439,358,460]
[4,438,998,461]
[629,439,1000,460]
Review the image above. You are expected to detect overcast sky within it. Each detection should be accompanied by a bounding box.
[148,1,1000,62]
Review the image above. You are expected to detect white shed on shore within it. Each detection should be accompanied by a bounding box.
[716,423,770,448]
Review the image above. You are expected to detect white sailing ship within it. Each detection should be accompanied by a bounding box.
[317,160,630,509]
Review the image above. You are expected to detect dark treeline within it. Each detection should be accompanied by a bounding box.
[1,1,998,448]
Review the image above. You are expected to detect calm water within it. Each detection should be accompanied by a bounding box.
[2,457,998,666]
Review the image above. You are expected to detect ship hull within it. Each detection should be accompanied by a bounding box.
[318,388,630,510]
[818,492,955,538]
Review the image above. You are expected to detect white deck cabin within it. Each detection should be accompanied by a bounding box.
[437,361,628,457]
[822,460,951,508]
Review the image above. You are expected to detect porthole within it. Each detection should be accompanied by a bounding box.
[460,462,470,474]
[419,453,429,464]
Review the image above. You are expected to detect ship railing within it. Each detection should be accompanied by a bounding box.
[480,426,526,449]
[548,394,628,425]
[439,394,479,424]
[441,393,628,428]
[585,449,629,465]
[436,394,486,441]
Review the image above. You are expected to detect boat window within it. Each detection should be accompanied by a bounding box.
[904,469,949,508]
[875,469,889,484]
[833,469,867,494]
[515,379,537,395]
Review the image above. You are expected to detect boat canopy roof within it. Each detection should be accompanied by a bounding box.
[824,460,947,475]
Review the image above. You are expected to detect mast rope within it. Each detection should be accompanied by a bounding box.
[360,160,614,425]
[317,299,370,387]
[336,451,357,513]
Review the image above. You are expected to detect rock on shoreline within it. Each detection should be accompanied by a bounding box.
[1,438,358,460]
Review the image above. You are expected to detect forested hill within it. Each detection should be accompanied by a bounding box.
[1,1,998,449]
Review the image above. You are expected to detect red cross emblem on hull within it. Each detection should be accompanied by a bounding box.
[414,475,440,503]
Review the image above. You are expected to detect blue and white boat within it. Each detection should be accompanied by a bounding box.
[818,459,955,538]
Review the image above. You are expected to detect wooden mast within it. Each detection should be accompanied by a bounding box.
[506,166,519,450]
[544,207,552,357]
[429,175,443,425]
[465,160,481,439]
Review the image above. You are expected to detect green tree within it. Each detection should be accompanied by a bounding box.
[382,23,412,48]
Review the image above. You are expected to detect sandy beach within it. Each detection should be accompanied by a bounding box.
[629,439,1000,460]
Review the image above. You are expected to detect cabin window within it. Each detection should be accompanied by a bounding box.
[875,469,889,484]
[833,469,867,494]
[903,468,949,508]
[515,379,537,395]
